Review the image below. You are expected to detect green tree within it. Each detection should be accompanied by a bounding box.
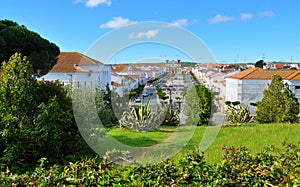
[196,85,212,125]
[185,84,212,126]
[0,19,60,75]
[0,53,91,170]
[256,74,299,123]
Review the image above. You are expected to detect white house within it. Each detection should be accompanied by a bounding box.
[111,73,137,96]
[39,52,111,90]
[225,67,300,112]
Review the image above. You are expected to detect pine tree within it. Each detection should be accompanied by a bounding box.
[256,74,299,123]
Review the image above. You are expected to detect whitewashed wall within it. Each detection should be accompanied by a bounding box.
[225,78,240,102]
[39,65,111,90]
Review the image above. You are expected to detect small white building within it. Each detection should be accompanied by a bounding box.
[225,68,300,112]
[111,73,137,96]
[39,52,111,90]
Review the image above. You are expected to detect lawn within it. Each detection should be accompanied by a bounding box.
[108,126,176,147]
[108,123,300,164]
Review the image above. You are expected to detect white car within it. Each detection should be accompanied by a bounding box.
[135,97,141,102]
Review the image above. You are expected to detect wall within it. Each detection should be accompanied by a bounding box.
[225,78,239,102]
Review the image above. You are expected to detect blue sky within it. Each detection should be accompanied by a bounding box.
[1,0,299,63]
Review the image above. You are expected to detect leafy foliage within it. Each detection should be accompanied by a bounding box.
[128,84,145,98]
[0,19,60,75]
[187,71,212,126]
[254,60,266,68]
[155,85,167,99]
[0,142,299,186]
[162,107,180,126]
[119,100,163,132]
[185,84,212,126]
[0,53,92,171]
[256,74,299,123]
[225,101,252,124]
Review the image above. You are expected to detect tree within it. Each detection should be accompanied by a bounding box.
[256,74,299,123]
[254,60,265,68]
[0,19,60,75]
[0,53,91,170]
[196,85,212,125]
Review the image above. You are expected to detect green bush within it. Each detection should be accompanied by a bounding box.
[162,107,180,126]
[0,142,299,186]
[256,74,299,123]
[225,101,252,124]
[0,53,92,171]
[119,100,163,132]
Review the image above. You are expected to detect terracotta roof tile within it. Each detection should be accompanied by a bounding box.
[111,81,122,87]
[126,74,140,79]
[112,64,129,72]
[50,52,103,73]
[227,68,300,80]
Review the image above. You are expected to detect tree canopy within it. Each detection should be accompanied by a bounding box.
[256,74,299,123]
[0,53,91,170]
[0,19,60,75]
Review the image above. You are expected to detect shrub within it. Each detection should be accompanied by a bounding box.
[0,142,299,186]
[0,53,92,171]
[225,101,252,124]
[256,74,299,123]
[162,107,180,126]
[118,100,163,131]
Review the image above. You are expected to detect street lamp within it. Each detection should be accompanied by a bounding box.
[167,85,173,108]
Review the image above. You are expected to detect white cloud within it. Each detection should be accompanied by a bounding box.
[74,0,111,7]
[100,17,137,29]
[128,29,159,39]
[259,11,275,18]
[172,19,189,27]
[170,19,197,27]
[208,14,234,24]
[240,13,253,21]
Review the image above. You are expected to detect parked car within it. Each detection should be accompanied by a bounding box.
[135,97,141,102]
[142,93,149,97]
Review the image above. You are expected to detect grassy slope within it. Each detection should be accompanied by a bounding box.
[108,123,300,164]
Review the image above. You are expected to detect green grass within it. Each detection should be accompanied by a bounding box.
[108,126,177,147]
[203,123,300,163]
[108,123,300,164]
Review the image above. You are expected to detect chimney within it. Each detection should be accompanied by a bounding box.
[177,60,180,63]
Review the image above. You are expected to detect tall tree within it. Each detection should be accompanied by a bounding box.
[254,60,265,68]
[0,19,60,75]
[0,53,91,170]
[256,74,299,123]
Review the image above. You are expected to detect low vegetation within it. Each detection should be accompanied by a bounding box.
[225,101,252,124]
[0,142,298,186]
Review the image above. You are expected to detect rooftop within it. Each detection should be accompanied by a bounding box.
[227,68,300,80]
[50,52,103,73]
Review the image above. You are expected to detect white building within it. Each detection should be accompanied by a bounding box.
[39,52,111,89]
[225,67,300,112]
[111,73,137,96]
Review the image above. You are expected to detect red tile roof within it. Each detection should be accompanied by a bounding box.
[50,52,103,73]
[227,68,300,80]
[112,64,129,72]
[111,81,122,87]
[126,74,140,79]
